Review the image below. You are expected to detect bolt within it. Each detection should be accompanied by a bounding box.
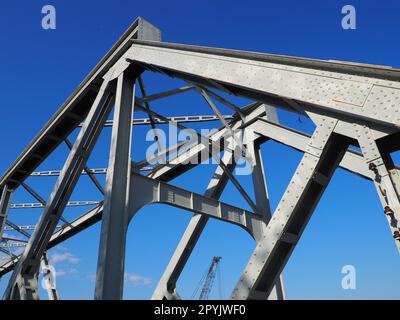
[369,162,377,171]
[384,206,394,215]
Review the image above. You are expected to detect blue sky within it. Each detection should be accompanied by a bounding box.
[1,0,400,299]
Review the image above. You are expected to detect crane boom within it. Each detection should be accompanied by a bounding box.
[199,256,221,300]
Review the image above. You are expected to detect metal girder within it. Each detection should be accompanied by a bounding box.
[64,139,105,194]
[135,102,259,212]
[231,118,349,299]
[136,85,194,103]
[5,221,31,238]
[151,109,281,300]
[152,139,287,301]
[31,168,107,177]
[248,118,374,180]
[41,252,59,300]
[0,242,25,248]
[1,102,397,299]
[0,247,17,260]
[21,183,46,205]
[0,205,102,276]
[0,113,394,283]
[0,186,13,241]
[3,225,60,232]
[129,172,261,235]
[198,88,250,161]
[127,40,400,131]
[152,150,236,300]
[0,104,266,278]
[1,16,400,301]
[147,103,268,180]
[95,69,136,300]
[4,76,115,300]
[137,76,165,155]
[0,17,160,193]
[1,236,28,243]
[10,201,100,210]
[250,142,285,300]
[192,84,245,120]
[100,115,233,127]
[356,125,400,251]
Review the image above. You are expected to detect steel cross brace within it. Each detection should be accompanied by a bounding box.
[134,102,258,212]
[356,125,400,252]
[0,186,13,241]
[3,18,400,301]
[93,86,266,300]
[3,74,115,300]
[95,143,262,299]
[152,140,285,300]
[151,150,237,300]
[231,117,349,299]
[152,111,285,300]
[2,106,396,302]
[0,105,268,280]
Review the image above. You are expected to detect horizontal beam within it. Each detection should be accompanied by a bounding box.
[31,168,107,177]
[131,40,400,81]
[248,118,374,180]
[148,104,269,181]
[79,115,233,127]
[1,237,28,243]
[0,106,289,276]
[9,201,100,210]
[129,173,261,236]
[128,40,400,130]
[3,225,61,231]
[0,205,103,275]
[136,85,194,103]
[0,243,26,248]
[1,107,384,276]
[107,115,233,126]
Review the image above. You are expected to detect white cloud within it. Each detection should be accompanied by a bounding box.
[45,249,80,278]
[69,268,78,274]
[55,269,67,276]
[125,272,152,287]
[53,268,79,277]
[85,272,152,286]
[49,251,79,265]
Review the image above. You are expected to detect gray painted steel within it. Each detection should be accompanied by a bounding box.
[95,70,136,300]
[0,17,399,300]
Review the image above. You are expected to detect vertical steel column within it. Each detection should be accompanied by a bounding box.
[0,186,13,241]
[250,142,285,300]
[3,77,114,300]
[152,150,236,300]
[357,126,400,252]
[231,119,348,299]
[94,70,136,300]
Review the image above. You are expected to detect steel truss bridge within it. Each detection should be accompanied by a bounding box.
[0,17,399,300]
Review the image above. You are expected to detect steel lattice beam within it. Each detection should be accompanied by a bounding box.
[1,17,399,301]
